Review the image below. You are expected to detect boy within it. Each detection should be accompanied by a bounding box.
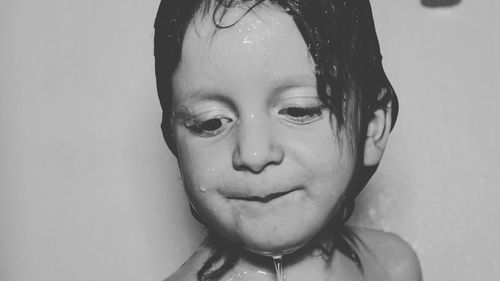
[154,1,422,280]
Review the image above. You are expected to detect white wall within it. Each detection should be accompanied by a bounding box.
[353,1,500,280]
[0,0,498,280]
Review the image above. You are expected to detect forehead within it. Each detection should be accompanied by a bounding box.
[173,4,316,101]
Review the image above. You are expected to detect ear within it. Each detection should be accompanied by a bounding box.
[363,101,392,166]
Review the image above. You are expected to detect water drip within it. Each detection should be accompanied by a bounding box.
[272,256,284,281]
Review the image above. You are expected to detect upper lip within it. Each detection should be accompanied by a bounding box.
[227,188,300,203]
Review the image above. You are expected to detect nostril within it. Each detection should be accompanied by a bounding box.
[232,149,265,173]
[421,0,461,7]
[232,145,284,173]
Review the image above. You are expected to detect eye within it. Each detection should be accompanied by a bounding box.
[185,115,234,137]
[278,106,326,124]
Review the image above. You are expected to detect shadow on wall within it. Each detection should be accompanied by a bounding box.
[421,0,461,7]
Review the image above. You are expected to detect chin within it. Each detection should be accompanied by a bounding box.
[202,197,337,257]
[241,239,306,257]
[233,218,325,257]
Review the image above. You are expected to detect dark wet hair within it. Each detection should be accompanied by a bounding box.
[154,0,398,280]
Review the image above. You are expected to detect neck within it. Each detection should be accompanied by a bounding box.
[205,227,341,281]
[231,245,338,281]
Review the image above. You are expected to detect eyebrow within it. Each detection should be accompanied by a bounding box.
[173,88,236,117]
[178,88,232,104]
[176,74,316,108]
[271,74,317,95]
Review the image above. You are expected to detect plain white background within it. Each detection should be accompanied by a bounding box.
[1,0,499,280]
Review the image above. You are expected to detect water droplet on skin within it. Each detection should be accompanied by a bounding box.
[243,36,253,46]
[272,256,284,281]
[257,270,268,276]
[199,186,208,192]
[236,216,243,236]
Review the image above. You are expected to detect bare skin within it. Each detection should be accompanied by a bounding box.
[165,227,422,281]
[165,4,421,281]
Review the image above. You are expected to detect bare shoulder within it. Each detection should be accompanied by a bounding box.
[351,226,422,281]
[163,243,212,281]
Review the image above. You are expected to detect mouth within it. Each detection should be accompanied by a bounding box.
[227,188,300,203]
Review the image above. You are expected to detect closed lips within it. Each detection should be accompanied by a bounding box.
[227,188,301,203]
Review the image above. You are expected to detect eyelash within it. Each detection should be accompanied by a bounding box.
[185,114,234,138]
[278,105,326,124]
[184,105,326,137]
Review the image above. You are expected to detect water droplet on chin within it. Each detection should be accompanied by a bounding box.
[256,270,268,276]
[199,186,208,192]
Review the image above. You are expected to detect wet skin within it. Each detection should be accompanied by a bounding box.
[171,5,357,256]
[164,227,422,281]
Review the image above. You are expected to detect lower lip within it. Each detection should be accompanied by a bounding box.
[231,189,302,210]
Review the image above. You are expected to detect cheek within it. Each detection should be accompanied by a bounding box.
[176,135,226,184]
[299,132,357,200]
[178,150,219,199]
[177,149,245,242]
[176,141,233,216]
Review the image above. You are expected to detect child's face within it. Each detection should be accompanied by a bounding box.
[171,6,357,255]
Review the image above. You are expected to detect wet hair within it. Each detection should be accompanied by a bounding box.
[154,0,398,280]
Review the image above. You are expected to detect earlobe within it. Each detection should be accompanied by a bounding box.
[363,102,392,166]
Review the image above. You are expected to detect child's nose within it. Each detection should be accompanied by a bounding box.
[232,114,284,173]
